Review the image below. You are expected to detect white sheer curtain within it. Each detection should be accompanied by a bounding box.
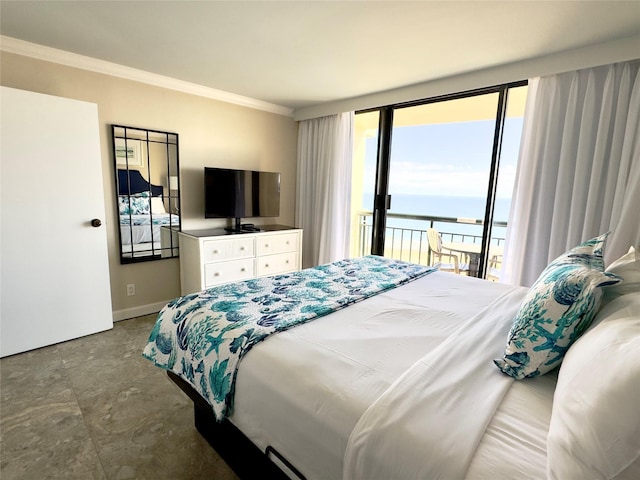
[295,112,354,268]
[503,61,640,287]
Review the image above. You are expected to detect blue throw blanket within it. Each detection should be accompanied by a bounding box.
[142,255,435,420]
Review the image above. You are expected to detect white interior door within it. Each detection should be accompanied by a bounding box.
[1,86,113,357]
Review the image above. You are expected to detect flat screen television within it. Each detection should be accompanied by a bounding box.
[204,167,280,232]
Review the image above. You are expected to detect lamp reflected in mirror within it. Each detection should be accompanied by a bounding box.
[168,176,180,214]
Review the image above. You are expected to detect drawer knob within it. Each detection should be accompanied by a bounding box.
[241,268,246,272]
[213,250,219,254]
[265,264,270,268]
[265,244,269,248]
[240,246,245,251]
[286,260,289,264]
[214,272,220,277]
[286,241,290,245]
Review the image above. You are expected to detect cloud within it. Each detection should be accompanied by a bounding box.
[387,161,492,197]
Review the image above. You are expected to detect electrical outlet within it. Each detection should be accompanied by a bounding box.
[127,284,135,296]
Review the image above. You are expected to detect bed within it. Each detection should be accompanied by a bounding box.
[143,237,640,479]
[117,169,179,257]
[119,213,180,246]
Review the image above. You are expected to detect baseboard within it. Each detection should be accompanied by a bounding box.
[112,300,170,322]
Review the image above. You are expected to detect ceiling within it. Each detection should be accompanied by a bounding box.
[1,1,639,112]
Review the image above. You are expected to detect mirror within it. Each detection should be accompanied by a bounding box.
[112,125,180,264]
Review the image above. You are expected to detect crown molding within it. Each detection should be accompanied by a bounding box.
[0,35,294,117]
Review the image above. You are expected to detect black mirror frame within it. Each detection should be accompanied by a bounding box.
[112,125,181,264]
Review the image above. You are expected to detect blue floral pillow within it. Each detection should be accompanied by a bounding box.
[118,196,129,215]
[118,192,150,215]
[494,233,621,379]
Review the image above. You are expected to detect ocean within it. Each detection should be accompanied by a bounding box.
[360,193,511,244]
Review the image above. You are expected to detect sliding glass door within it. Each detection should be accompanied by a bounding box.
[351,83,527,280]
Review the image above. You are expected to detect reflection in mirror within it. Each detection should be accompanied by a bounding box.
[112,125,180,264]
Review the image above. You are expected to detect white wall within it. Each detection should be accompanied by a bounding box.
[0,51,298,320]
[294,34,640,120]
[2,32,637,319]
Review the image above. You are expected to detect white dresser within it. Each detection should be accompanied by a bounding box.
[178,226,303,295]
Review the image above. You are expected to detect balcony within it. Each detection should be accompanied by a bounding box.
[354,211,507,278]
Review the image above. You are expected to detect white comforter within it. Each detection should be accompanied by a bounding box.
[120,213,179,245]
[343,287,524,479]
[231,272,539,480]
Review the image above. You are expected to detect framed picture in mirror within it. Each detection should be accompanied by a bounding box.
[115,138,143,167]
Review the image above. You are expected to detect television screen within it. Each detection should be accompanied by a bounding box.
[204,167,280,219]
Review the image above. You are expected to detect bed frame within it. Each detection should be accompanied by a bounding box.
[167,372,302,480]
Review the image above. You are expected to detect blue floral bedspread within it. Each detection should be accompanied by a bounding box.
[142,255,435,420]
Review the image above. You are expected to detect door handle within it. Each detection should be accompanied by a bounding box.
[91,219,102,228]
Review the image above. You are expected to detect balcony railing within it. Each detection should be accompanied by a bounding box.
[355,211,507,271]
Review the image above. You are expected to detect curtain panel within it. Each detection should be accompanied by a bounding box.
[503,61,640,287]
[295,112,354,268]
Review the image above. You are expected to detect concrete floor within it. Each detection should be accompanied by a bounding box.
[0,314,239,480]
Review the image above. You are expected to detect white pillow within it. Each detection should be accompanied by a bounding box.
[150,196,167,214]
[605,246,640,297]
[547,292,640,480]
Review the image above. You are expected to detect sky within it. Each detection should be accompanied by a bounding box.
[363,117,524,199]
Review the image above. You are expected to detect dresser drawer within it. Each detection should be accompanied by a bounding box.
[202,237,254,263]
[204,258,255,288]
[180,228,302,295]
[256,251,299,277]
[256,232,299,256]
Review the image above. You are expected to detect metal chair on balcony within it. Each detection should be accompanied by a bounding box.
[427,228,467,274]
[487,254,503,282]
